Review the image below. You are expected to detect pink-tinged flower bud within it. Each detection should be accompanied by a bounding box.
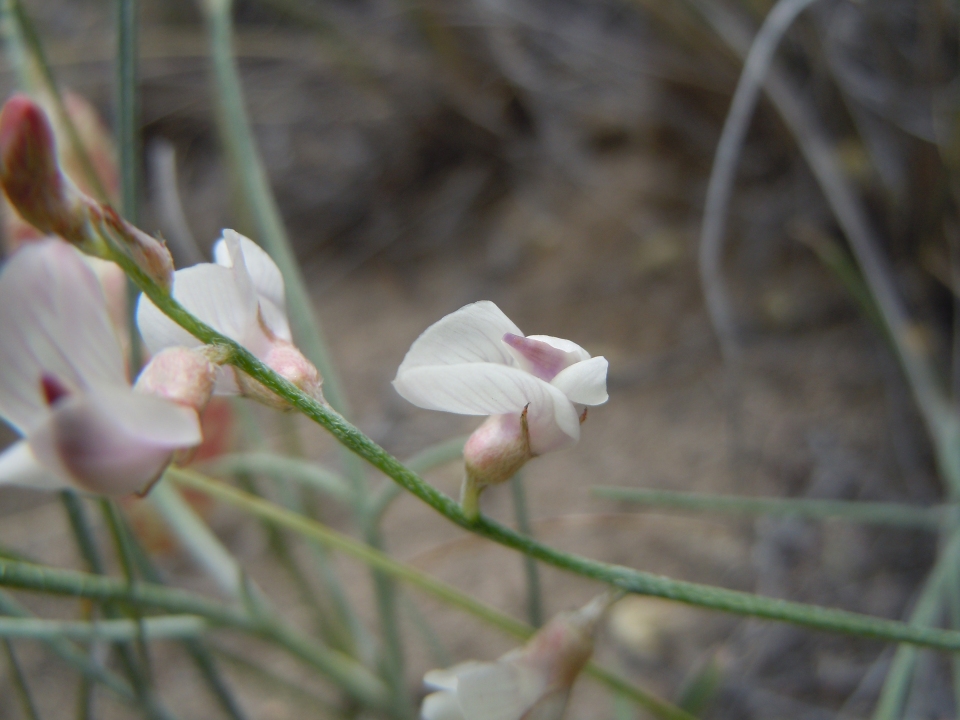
[421,595,611,720]
[461,409,532,521]
[0,94,86,244]
[516,594,607,689]
[0,95,175,291]
[235,339,324,410]
[98,204,175,291]
[134,347,218,415]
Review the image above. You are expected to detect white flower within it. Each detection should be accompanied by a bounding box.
[393,301,607,517]
[0,240,201,495]
[136,230,321,404]
[394,301,608,455]
[420,596,607,720]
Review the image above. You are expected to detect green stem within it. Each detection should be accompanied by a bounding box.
[592,487,944,530]
[146,481,243,598]
[237,472,355,655]
[362,517,410,717]
[211,643,346,717]
[0,557,392,714]
[118,511,249,720]
[60,491,105,574]
[206,453,353,505]
[872,530,960,719]
[102,230,960,655]
[63,491,157,718]
[0,616,206,641]
[228,404,365,663]
[199,0,346,415]
[182,641,250,720]
[511,472,543,627]
[947,560,960,717]
[0,590,135,702]
[4,638,42,720]
[100,501,172,720]
[199,0,397,680]
[167,468,695,720]
[115,0,143,371]
[116,0,140,219]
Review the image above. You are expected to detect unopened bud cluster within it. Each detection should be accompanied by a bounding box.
[0,94,175,290]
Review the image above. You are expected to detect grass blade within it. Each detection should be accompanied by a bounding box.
[511,472,543,627]
[4,638,42,720]
[592,487,943,530]
[0,616,206,641]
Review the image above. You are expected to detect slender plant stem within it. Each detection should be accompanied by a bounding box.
[198,0,346,414]
[146,481,243,598]
[115,0,138,222]
[100,501,174,720]
[197,2,404,691]
[4,638,42,720]
[0,590,135,702]
[211,643,346,717]
[182,641,250,720]
[697,0,823,361]
[60,492,105,574]
[95,232,960,654]
[0,616,206,641]
[207,454,353,505]
[592,487,944,530]
[511,472,544,627]
[368,435,469,521]
[363,519,410,717]
[228,403,365,662]
[118,513,249,720]
[115,0,144,371]
[62,491,153,717]
[166,468,696,720]
[237,472,355,655]
[0,557,393,713]
[947,561,960,715]
[872,530,960,719]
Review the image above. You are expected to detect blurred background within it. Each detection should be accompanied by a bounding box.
[1,0,959,718]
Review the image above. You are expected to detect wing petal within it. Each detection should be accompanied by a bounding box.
[396,301,522,375]
[0,240,124,432]
[550,357,609,406]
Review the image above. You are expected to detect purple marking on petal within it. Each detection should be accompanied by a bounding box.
[502,333,568,381]
[40,373,70,407]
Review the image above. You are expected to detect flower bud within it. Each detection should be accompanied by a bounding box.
[461,409,532,521]
[421,595,611,720]
[0,94,87,244]
[0,95,175,291]
[516,593,608,689]
[99,204,175,291]
[235,339,325,410]
[134,347,218,415]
